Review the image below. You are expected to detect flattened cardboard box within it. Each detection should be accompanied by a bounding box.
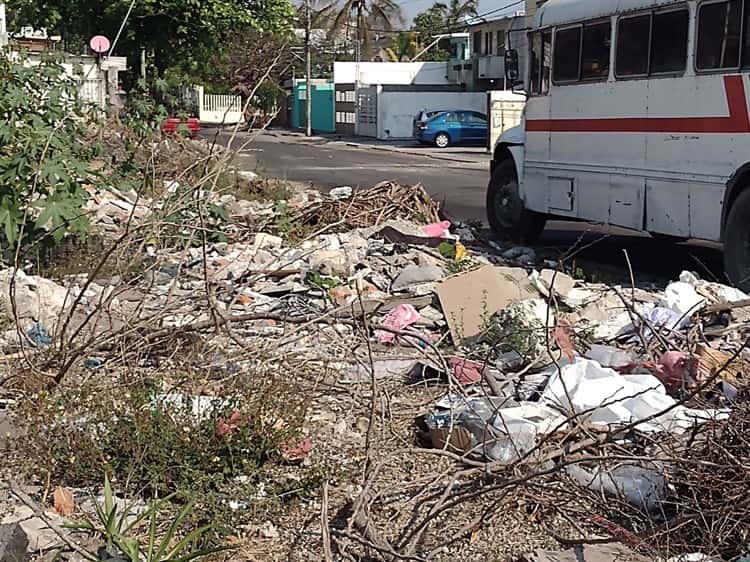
[436,265,537,345]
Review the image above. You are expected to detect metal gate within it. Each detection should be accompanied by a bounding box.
[356,86,377,138]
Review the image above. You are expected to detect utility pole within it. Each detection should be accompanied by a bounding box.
[305,0,312,137]
[0,2,7,48]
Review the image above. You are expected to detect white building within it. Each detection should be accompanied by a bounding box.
[0,2,7,48]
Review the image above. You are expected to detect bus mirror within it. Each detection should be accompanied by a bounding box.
[504,49,519,82]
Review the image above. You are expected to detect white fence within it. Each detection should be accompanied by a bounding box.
[196,86,244,125]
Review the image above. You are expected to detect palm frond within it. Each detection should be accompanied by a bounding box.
[330,0,356,33]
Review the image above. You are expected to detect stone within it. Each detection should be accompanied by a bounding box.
[0,523,28,562]
[309,249,353,277]
[391,265,443,291]
[0,269,70,334]
[252,233,283,250]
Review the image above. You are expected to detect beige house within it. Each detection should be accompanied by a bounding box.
[525,0,548,24]
[460,13,527,91]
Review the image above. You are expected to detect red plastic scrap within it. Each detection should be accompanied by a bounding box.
[448,357,483,385]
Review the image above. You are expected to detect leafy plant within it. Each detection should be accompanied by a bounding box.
[0,53,102,247]
[72,475,230,562]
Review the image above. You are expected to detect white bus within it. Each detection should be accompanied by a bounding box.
[489,0,750,290]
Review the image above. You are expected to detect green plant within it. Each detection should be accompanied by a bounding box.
[72,476,229,562]
[0,53,103,247]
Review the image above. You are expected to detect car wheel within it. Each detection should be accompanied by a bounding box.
[435,132,450,148]
[724,189,750,292]
[486,157,546,243]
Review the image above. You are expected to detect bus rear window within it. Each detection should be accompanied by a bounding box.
[697,0,742,69]
[553,27,582,82]
[616,15,650,76]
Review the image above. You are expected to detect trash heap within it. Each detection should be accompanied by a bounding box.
[1,178,749,561]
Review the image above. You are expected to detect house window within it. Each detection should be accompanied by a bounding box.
[496,30,506,55]
[473,31,482,54]
[485,31,491,54]
[696,0,742,69]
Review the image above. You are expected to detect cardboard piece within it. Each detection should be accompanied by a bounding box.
[435,265,537,345]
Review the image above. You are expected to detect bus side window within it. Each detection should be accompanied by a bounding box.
[542,31,552,92]
[530,31,551,95]
[696,0,742,69]
[581,21,611,79]
[616,14,651,76]
[553,26,582,82]
[650,10,689,73]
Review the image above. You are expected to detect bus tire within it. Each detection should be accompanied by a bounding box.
[724,189,750,292]
[486,158,546,243]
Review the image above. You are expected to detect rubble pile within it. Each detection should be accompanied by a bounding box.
[1,178,749,562]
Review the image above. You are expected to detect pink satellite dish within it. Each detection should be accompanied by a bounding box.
[89,35,111,54]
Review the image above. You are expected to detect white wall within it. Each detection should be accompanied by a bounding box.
[376,91,487,139]
[334,61,450,85]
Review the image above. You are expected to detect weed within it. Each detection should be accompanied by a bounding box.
[16,369,309,537]
[71,475,230,562]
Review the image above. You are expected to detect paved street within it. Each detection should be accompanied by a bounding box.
[206,128,726,283]
[208,129,491,222]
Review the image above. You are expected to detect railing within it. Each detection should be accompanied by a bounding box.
[196,86,244,125]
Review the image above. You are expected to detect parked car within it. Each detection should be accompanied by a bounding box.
[412,109,452,138]
[414,110,488,148]
[161,117,201,139]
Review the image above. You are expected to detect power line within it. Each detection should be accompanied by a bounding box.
[336,0,526,34]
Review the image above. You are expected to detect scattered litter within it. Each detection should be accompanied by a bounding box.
[329,186,353,200]
[541,358,727,433]
[436,265,536,344]
[375,304,420,344]
[26,323,52,346]
[448,357,483,385]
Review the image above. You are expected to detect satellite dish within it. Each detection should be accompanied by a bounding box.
[89,35,111,54]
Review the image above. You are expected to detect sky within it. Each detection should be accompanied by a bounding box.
[398,0,523,24]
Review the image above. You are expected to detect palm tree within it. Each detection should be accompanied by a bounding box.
[329,0,404,58]
[384,32,418,61]
[436,0,479,29]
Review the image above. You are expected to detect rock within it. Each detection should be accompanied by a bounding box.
[391,265,443,291]
[0,523,28,562]
[0,269,69,334]
[309,249,355,277]
[252,233,283,250]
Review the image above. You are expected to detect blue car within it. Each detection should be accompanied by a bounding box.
[414,110,488,148]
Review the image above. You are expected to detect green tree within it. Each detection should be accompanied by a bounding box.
[411,0,477,61]
[0,54,101,246]
[412,4,449,61]
[6,0,294,83]
[384,31,417,62]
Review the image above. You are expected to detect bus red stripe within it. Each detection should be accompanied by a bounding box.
[526,75,750,134]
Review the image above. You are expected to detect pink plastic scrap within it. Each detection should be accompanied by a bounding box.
[376,304,420,344]
[448,357,483,385]
[619,351,702,393]
[423,220,451,238]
